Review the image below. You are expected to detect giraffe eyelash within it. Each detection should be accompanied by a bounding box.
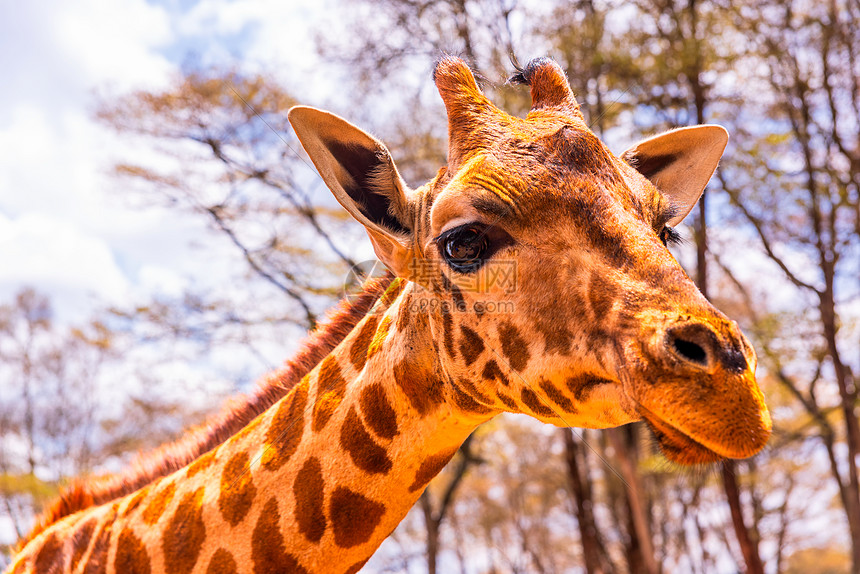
[659,226,683,247]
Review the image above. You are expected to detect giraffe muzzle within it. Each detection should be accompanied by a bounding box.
[625,316,772,464]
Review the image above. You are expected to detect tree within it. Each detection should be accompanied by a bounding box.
[97,68,365,337]
[563,427,614,574]
[417,434,482,574]
[317,0,522,96]
[714,0,860,568]
[0,289,220,567]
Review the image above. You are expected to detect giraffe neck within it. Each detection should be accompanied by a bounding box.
[224,278,493,572]
[9,278,495,574]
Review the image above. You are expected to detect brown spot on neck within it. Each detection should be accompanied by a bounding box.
[293,457,326,543]
[163,487,206,574]
[359,383,400,440]
[451,378,496,415]
[142,481,176,525]
[340,407,393,474]
[218,451,256,526]
[349,315,379,371]
[312,355,347,432]
[83,505,117,574]
[252,497,309,574]
[482,359,510,386]
[70,518,98,572]
[262,379,308,471]
[207,549,238,574]
[33,532,63,573]
[115,528,151,574]
[344,559,371,574]
[521,387,555,417]
[122,486,150,517]
[409,447,460,492]
[539,379,577,413]
[565,373,613,402]
[186,451,215,478]
[496,391,517,410]
[393,358,444,416]
[459,325,485,365]
[329,487,386,548]
[366,315,392,360]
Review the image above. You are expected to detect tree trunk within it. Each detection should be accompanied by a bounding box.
[721,462,764,574]
[694,193,708,296]
[563,428,607,574]
[607,427,659,574]
[819,288,860,571]
[417,435,478,574]
[686,38,768,564]
[692,122,766,574]
[420,491,440,574]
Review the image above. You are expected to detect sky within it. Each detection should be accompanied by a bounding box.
[0,0,350,550]
[0,0,342,324]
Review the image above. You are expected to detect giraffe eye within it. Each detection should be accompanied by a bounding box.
[438,225,490,273]
[659,226,682,247]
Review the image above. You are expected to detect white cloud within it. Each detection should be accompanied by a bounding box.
[0,0,174,125]
[0,212,129,319]
[0,0,184,320]
[0,0,357,345]
[175,0,341,102]
[49,0,173,88]
[135,264,189,298]
[0,0,357,322]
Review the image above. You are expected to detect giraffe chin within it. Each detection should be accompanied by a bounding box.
[639,409,723,465]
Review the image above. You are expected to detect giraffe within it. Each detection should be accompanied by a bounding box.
[7,56,771,574]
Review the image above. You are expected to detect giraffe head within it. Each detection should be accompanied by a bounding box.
[289,56,771,465]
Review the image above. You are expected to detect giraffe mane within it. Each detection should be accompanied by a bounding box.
[21,273,394,547]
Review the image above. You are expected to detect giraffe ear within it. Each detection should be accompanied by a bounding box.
[288,106,414,276]
[621,125,728,226]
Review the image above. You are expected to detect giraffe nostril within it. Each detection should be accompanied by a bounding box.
[670,337,708,366]
[665,324,751,372]
[665,323,717,368]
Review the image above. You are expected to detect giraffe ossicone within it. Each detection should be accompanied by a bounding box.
[8,56,770,574]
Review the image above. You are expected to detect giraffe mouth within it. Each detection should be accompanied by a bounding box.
[638,406,723,465]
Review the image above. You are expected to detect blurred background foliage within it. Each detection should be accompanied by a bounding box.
[2,0,859,572]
